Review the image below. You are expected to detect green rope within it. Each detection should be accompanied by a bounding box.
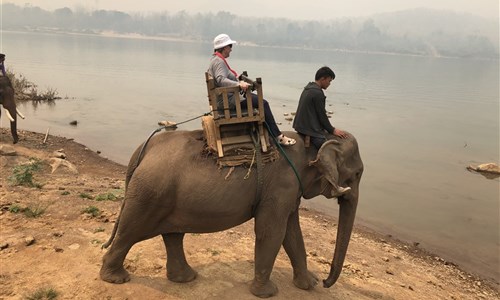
[264,122,305,197]
[250,126,264,216]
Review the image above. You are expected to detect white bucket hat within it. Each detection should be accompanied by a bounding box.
[213,34,237,50]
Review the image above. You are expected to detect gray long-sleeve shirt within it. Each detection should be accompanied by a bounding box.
[207,54,240,109]
[293,82,335,138]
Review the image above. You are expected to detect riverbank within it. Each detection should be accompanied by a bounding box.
[0,129,498,299]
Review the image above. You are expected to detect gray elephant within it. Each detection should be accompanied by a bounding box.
[0,76,25,144]
[100,130,363,298]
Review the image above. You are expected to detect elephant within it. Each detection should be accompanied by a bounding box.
[100,130,363,298]
[0,75,25,144]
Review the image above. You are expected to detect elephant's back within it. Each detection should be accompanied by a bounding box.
[131,130,209,173]
[124,129,256,223]
[148,129,205,158]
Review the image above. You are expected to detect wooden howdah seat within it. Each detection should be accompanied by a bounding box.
[203,72,269,158]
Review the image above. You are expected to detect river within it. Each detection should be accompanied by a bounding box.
[1,31,498,282]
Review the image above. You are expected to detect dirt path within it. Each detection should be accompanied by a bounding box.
[0,129,498,299]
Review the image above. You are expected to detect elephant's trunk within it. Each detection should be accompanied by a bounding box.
[16,108,25,119]
[5,108,15,122]
[323,190,358,288]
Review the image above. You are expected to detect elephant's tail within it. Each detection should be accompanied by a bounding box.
[102,129,162,249]
[101,200,124,249]
[101,157,138,249]
[102,137,151,249]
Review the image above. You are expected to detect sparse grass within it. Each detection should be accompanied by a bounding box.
[8,204,23,213]
[79,193,93,200]
[82,206,100,217]
[24,286,58,300]
[8,158,43,188]
[94,227,105,233]
[60,191,70,196]
[23,203,48,218]
[7,203,47,218]
[95,192,117,201]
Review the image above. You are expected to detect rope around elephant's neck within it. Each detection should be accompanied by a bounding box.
[264,122,305,197]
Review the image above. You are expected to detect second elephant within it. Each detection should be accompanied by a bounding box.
[0,76,24,143]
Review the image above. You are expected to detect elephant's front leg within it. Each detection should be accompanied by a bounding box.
[251,210,288,298]
[10,113,18,144]
[282,209,318,290]
[162,233,197,282]
[2,90,18,144]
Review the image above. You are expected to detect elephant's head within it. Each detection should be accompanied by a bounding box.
[306,138,363,288]
[0,76,24,144]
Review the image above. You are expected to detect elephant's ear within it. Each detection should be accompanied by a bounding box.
[308,140,341,166]
[308,140,343,193]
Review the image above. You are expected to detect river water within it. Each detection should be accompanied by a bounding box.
[1,31,498,282]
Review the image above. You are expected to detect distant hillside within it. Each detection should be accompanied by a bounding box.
[370,8,499,58]
[1,3,498,59]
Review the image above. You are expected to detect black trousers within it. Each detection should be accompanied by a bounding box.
[241,93,281,137]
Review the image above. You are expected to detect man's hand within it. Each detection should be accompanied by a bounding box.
[333,128,349,139]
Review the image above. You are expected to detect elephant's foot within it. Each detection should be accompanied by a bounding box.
[250,279,278,298]
[167,265,197,283]
[100,265,130,284]
[293,270,318,290]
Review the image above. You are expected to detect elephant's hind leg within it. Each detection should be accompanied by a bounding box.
[100,240,132,284]
[162,233,197,282]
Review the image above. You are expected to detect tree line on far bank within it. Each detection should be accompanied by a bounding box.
[2,3,498,59]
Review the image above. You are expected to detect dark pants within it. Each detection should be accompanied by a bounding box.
[311,136,327,149]
[241,93,281,137]
[297,133,331,149]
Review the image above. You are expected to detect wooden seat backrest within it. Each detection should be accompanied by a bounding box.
[205,72,265,125]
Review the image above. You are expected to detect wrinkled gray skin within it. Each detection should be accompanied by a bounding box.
[0,76,18,144]
[100,130,363,298]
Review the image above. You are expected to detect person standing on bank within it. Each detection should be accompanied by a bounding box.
[293,66,348,149]
[207,33,296,146]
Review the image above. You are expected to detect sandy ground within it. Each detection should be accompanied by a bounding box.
[0,129,499,300]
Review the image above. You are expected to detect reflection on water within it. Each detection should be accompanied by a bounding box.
[1,31,499,282]
[18,99,57,111]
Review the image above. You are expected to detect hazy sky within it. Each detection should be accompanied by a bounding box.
[5,0,499,19]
